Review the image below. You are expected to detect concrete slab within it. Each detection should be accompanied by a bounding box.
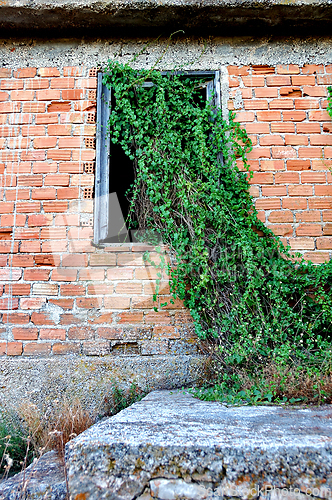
[2,0,332,35]
[66,390,332,500]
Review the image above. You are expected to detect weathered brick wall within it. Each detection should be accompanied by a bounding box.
[0,62,332,358]
[0,65,193,358]
[228,64,332,264]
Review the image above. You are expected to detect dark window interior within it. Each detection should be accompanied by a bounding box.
[97,72,218,245]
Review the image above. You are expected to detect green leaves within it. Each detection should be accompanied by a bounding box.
[103,60,332,393]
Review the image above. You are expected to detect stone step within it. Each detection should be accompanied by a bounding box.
[66,390,332,500]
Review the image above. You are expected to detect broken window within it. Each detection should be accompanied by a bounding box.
[93,70,221,245]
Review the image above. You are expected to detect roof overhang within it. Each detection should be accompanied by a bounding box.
[1,0,332,36]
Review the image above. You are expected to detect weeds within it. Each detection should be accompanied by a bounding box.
[191,360,332,406]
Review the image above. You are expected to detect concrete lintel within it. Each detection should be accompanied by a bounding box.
[2,0,332,35]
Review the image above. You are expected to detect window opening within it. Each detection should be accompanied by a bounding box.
[94,70,221,245]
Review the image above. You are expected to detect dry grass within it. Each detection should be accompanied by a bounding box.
[18,399,95,459]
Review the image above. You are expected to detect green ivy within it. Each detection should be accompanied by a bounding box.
[103,61,332,382]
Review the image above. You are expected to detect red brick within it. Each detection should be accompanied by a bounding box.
[297,123,320,133]
[309,110,330,121]
[296,224,322,236]
[245,123,270,134]
[262,186,287,196]
[0,342,22,356]
[277,65,300,74]
[62,89,84,100]
[233,111,255,122]
[67,327,93,340]
[48,124,71,136]
[298,147,323,158]
[77,298,100,308]
[288,185,313,196]
[104,297,131,309]
[317,75,332,85]
[40,328,66,340]
[27,214,53,227]
[31,188,56,200]
[249,172,274,184]
[4,284,30,295]
[30,312,55,326]
[255,198,281,209]
[287,159,310,171]
[33,137,57,149]
[255,88,278,98]
[0,298,19,309]
[18,174,43,187]
[289,238,315,250]
[0,69,11,78]
[309,198,332,209]
[36,90,61,101]
[270,99,294,109]
[24,269,50,281]
[291,75,316,85]
[323,211,332,221]
[22,102,45,113]
[88,285,114,296]
[43,201,68,213]
[284,135,308,146]
[275,172,299,184]
[3,313,29,325]
[52,269,77,281]
[272,146,296,159]
[49,298,73,309]
[310,135,332,146]
[0,79,24,90]
[22,125,46,136]
[304,252,330,263]
[57,188,79,199]
[242,76,265,87]
[1,214,26,226]
[10,255,34,267]
[34,254,60,266]
[257,111,281,121]
[296,211,321,222]
[60,284,85,296]
[50,78,74,89]
[268,224,293,236]
[13,328,38,340]
[268,211,293,223]
[302,86,326,97]
[282,198,307,210]
[79,269,104,281]
[323,224,332,235]
[38,67,60,77]
[266,76,291,86]
[53,343,80,355]
[20,241,41,252]
[317,237,332,249]
[283,110,306,121]
[302,64,324,74]
[48,101,71,113]
[42,240,67,252]
[20,298,46,310]
[260,135,284,146]
[246,148,270,159]
[25,79,49,90]
[315,185,332,196]
[118,312,144,324]
[36,113,58,125]
[243,100,268,110]
[23,343,51,356]
[295,99,319,109]
[301,172,326,183]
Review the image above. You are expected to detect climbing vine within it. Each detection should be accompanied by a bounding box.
[103,61,332,401]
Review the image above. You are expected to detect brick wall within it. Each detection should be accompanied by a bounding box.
[228,64,332,264]
[0,65,194,357]
[0,63,332,357]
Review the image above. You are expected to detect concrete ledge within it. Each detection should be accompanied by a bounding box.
[67,390,332,499]
[2,0,332,34]
[0,356,204,413]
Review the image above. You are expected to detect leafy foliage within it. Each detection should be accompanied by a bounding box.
[103,61,332,402]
